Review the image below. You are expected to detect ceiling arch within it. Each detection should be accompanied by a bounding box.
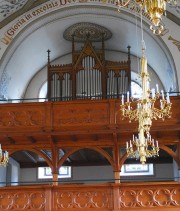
[0,3,178,99]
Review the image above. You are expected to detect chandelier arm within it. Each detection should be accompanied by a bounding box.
[121,108,139,122]
[116,0,131,8]
[152,106,172,120]
[116,0,176,35]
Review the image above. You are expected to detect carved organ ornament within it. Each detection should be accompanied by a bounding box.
[47,35,131,101]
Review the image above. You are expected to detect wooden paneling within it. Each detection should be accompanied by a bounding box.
[0,183,179,210]
[0,103,45,132]
[0,97,179,134]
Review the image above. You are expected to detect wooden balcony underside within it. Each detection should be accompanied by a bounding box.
[0,97,179,168]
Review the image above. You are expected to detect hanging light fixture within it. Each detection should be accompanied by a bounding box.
[0,144,9,167]
[121,46,172,164]
[116,0,177,34]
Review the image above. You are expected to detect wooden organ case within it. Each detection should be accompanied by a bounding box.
[47,35,131,101]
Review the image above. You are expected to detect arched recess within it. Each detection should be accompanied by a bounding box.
[119,145,180,169]
[58,147,115,170]
[119,153,128,170]
[9,148,53,169]
[160,145,180,168]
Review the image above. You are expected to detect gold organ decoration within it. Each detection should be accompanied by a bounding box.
[116,0,177,34]
[0,144,9,166]
[121,48,172,164]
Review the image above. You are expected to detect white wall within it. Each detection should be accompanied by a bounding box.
[8,158,20,185]
[0,166,7,186]
[0,157,20,186]
[20,163,175,185]
[173,160,180,182]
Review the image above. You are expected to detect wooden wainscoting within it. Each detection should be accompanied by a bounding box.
[0,182,179,211]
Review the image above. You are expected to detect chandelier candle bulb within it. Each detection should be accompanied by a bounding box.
[161,90,164,100]
[121,94,124,105]
[166,92,170,103]
[152,88,155,98]
[147,81,150,90]
[130,140,132,147]
[156,140,158,147]
[133,134,135,142]
[127,91,129,102]
[156,84,159,93]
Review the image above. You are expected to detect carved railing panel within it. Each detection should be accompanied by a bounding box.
[53,188,113,210]
[0,190,46,210]
[0,104,45,131]
[52,101,109,129]
[0,183,179,210]
[119,183,180,210]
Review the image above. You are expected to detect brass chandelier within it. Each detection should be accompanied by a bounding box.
[116,0,177,34]
[121,48,172,164]
[0,144,9,167]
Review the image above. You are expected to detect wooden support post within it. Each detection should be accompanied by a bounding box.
[113,184,120,210]
[113,133,121,184]
[177,142,180,169]
[52,173,58,186]
[49,135,59,186]
[45,187,52,211]
[114,171,121,184]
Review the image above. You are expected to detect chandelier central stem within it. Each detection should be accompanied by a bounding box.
[121,47,171,164]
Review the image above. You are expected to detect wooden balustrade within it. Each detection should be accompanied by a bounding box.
[0,182,179,210]
[0,97,179,135]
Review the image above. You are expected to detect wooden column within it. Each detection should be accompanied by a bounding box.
[52,173,58,186]
[113,133,121,184]
[49,135,59,186]
[113,184,120,211]
[177,142,180,169]
[114,171,120,184]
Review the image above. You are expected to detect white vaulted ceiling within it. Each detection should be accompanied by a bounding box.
[0,1,179,100]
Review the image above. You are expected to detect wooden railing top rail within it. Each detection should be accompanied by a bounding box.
[0,181,180,189]
[0,182,179,211]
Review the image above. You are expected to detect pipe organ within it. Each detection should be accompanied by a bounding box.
[47,37,131,101]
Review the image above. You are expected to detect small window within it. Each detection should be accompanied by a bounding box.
[131,81,142,98]
[120,163,154,176]
[38,166,71,179]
